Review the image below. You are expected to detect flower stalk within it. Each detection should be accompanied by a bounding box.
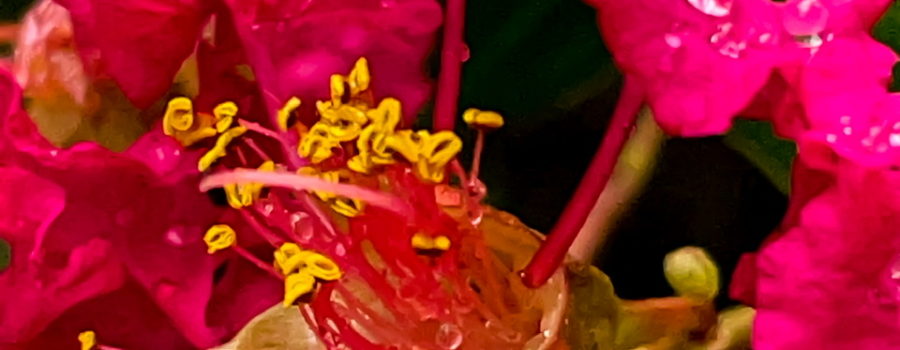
[433,0,467,131]
[521,77,643,287]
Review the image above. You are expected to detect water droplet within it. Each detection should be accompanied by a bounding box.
[262,203,275,216]
[795,34,824,48]
[49,150,58,157]
[664,34,683,48]
[460,45,471,62]
[710,23,733,44]
[435,323,463,349]
[718,41,747,58]
[335,243,347,257]
[165,227,186,247]
[890,134,900,147]
[826,134,837,143]
[843,126,853,136]
[686,0,732,17]
[840,115,851,125]
[783,0,828,36]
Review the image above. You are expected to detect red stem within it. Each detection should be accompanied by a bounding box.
[432,0,467,131]
[520,77,644,287]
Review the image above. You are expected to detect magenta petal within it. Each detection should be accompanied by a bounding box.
[13,281,195,350]
[57,0,210,107]
[590,0,782,136]
[222,0,441,123]
[0,167,126,344]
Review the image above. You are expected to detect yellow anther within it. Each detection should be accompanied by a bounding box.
[274,243,342,280]
[329,74,346,106]
[386,130,461,183]
[163,97,194,134]
[463,108,504,129]
[274,242,305,275]
[348,99,403,174]
[411,233,451,252]
[299,250,343,281]
[213,102,238,133]
[277,97,302,131]
[416,131,462,183]
[198,126,248,171]
[78,330,97,350]
[224,161,275,208]
[385,130,426,163]
[283,270,316,307]
[366,98,402,131]
[331,197,364,217]
[204,224,237,254]
[411,233,432,250]
[298,123,339,164]
[433,235,451,251]
[348,57,371,96]
[318,106,367,142]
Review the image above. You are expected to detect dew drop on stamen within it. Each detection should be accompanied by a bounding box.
[435,323,463,350]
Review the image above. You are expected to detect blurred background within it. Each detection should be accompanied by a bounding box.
[0,0,793,308]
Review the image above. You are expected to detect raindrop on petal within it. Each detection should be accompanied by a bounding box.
[686,0,732,17]
[783,0,828,36]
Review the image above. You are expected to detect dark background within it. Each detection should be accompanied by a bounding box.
[2,0,791,307]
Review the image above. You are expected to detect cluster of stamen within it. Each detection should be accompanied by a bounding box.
[158,57,505,314]
[157,56,518,348]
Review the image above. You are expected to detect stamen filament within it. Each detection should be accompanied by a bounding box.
[239,119,304,168]
[469,130,485,182]
[242,137,271,161]
[231,244,284,280]
[239,210,285,246]
[520,77,644,287]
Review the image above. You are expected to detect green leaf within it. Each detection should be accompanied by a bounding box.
[722,120,796,194]
[0,238,10,272]
[873,1,900,54]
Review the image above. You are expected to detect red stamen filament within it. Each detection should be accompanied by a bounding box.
[231,244,284,280]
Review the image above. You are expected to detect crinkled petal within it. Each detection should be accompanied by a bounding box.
[57,0,210,107]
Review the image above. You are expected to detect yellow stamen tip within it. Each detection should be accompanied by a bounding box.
[329,74,346,105]
[331,197,364,217]
[433,235,451,251]
[277,97,302,131]
[463,108,505,129]
[411,233,451,252]
[302,251,343,281]
[204,224,237,254]
[298,123,338,164]
[274,242,304,275]
[348,57,371,95]
[283,270,316,307]
[163,97,195,135]
[213,101,238,133]
[198,126,247,172]
[78,331,96,350]
[411,233,433,250]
